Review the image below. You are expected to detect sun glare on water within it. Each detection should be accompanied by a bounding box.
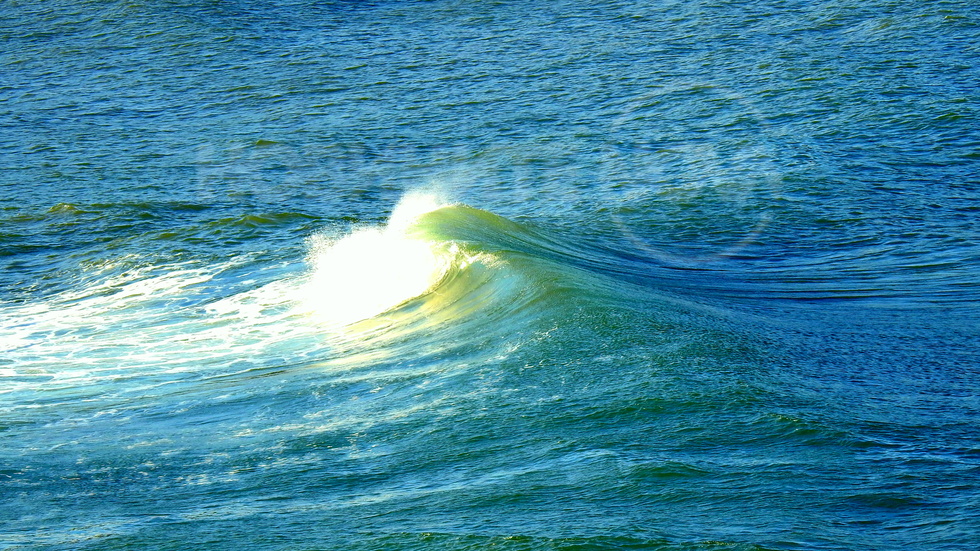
[302,193,451,327]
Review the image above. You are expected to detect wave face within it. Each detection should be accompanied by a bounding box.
[2,1,979,550]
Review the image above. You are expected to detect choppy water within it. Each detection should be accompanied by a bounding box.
[2,1,979,550]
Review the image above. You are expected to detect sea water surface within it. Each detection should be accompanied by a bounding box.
[2,1,979,550]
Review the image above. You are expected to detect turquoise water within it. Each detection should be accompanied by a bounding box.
[2,1,979,549]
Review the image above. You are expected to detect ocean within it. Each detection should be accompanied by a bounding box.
[1,1,978,549]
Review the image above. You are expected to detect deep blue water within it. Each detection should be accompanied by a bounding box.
[2,1,979,550]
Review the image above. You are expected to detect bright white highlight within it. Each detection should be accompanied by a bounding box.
[303,193,450,326]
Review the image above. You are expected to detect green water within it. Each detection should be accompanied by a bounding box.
[2,1,978,549]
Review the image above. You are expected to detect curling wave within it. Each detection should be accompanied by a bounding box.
[299,193,466,327]
[294,193,556,350]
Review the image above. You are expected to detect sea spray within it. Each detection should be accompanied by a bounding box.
[302,193,454,326]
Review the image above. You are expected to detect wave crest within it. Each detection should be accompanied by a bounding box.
[300,193,471,327]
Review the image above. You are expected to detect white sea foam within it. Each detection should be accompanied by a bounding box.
[300,192,452,327]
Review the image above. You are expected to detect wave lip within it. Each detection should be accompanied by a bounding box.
[300,193,459,327]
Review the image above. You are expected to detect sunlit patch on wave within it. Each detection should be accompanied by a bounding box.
[297,192,491,329]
